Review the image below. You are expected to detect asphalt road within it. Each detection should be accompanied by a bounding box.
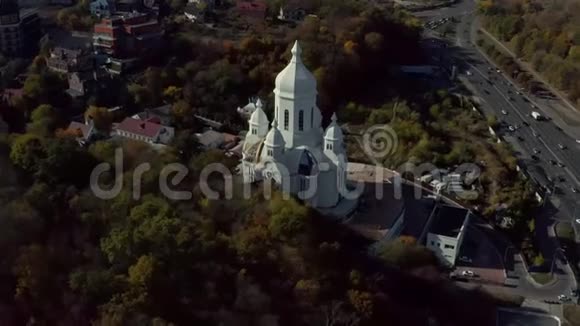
[415,0,580,300]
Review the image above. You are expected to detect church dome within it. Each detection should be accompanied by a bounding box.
[324,113,343,141]
[249,99,268,126]
[264,120,285,147]
[274,41,317,98]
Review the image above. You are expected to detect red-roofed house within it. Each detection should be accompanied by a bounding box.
[236,0,267,22]
[1,88,23,106]
[115,117,174,144]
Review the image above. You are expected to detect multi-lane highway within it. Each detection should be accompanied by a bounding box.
[415,0,580,299]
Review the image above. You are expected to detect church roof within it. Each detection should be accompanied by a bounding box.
[274,41,317,98]
[324,113,343,141]
[264,120,284,147]
[248,99,268,125]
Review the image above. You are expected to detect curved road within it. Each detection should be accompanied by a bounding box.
[414,0,579,300]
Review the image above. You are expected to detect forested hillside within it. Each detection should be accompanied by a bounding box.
[479,0,580,105]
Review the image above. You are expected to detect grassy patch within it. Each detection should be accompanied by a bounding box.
[530,272,554,285]
[556,223,575,241]
[564,304,580,326]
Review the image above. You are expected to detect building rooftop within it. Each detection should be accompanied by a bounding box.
[116,117,164,138]
[429,205,469,238]
[66,121,91,139]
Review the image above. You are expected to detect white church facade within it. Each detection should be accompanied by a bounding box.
[240,41,348,208]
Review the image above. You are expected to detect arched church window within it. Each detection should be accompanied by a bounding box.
[311,108,313,128]
[298,110,304,131]
[284,110,289,130]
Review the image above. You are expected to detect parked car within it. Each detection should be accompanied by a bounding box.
[501,110,508,115]
[459,256,473,263]
[533,148,540,154]
[461,270,475,277]
[558,294,571,302]
[508,125,515,132]
[572,187,578,193]
[558,143,566,150]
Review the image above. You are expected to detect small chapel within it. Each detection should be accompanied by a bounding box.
[240,41,348,208]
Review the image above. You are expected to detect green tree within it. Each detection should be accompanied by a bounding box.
[268,195,309,241]
[27,104,59,136]
[10,133,45,174]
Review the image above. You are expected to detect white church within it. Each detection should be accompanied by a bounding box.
[240,41,348,208]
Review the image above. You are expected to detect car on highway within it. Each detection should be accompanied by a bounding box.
[501,110,508,115]
[532,130,538,137]
[558,143,567,150]
[557,162,565,168]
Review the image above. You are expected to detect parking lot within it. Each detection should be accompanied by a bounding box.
[455,225,507,284]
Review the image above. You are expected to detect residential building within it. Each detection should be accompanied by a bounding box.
[90,0,115,17]
[197,129,239,149]
[66,120,96,144]
[236,0,267,22]
[0,0,42,57]
[67,71,97,97]
[237,97,262,118]
[132,104,172,125]
[240,41,348,209]
[1,87,23,106]
[278,0,312,22]
[115,117,174,144]
[425,204,471,266]
[47,47,93,73]
[93,12,163,59]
